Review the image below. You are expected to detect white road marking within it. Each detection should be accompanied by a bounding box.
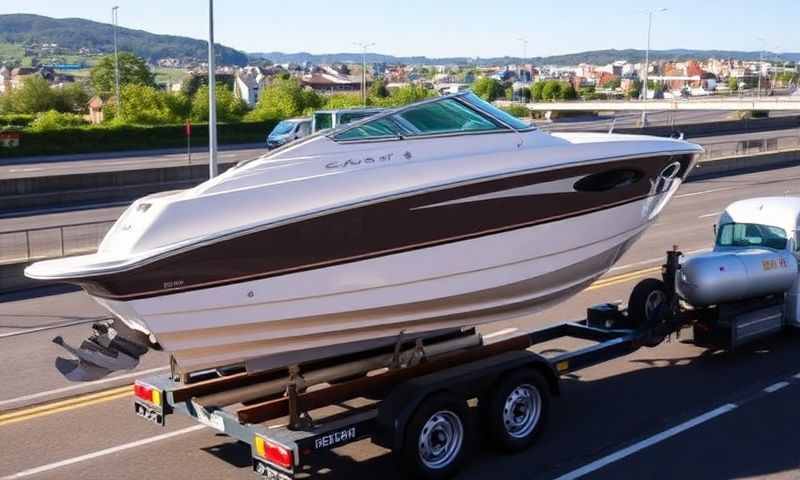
[609,248,711,272]
[764,381,790,393]
[0,319,102,339]
[0,366,169,408]
[794,372,800,379]
[674,187,734,199]
[698,211,722,219]
[0,425,205,479]
[552,404,737,480]
[484,328,519,339]
[7,167,43,173]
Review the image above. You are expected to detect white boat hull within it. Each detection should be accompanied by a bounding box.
[95,193,668,372]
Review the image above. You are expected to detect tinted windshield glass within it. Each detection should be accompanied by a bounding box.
[393,98,500,135]
[339,111,380,125]
[314,112,333,131]
[334,118,401,141]
[271,121,296,136]
[461,92,531,130]
[716,223,787,250]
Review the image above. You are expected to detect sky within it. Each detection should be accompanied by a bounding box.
[0,1,797,58]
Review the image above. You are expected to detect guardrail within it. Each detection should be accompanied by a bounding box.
[698,133,800,161]
[0,220,114,266]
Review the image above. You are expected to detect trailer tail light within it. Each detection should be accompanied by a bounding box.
[254,436,293,470]
[133,382,162,407]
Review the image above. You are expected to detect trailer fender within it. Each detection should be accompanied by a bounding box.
[373,350,556,451]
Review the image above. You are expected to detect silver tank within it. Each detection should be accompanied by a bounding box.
[677,249,798,306]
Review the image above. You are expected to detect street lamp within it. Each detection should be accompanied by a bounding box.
[756,37,767,99]
[640,7,667,127]
[517,37,529,94]
[111,6,121,114]
[207,0,218,178]
[353,41,375,106]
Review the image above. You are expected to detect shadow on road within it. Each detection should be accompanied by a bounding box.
[195,333,800,479]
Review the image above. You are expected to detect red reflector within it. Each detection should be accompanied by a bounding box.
[265,441,293,469]
[133,383,152,401]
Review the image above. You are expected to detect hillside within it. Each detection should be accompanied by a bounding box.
[251,48,800,67]
[0,14,248,66]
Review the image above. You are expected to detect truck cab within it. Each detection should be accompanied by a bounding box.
[715,197,800,255]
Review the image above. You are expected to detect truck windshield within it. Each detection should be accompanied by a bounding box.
[716,223,787,250]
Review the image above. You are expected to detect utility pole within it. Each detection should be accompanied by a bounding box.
[207,0,218,178]
[640,8,667,128]
[353,41,375,106]
[112,6,121,114]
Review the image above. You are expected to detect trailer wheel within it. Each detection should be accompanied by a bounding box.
[484,369,549,452]
[628,278,669,346]
[399,392,472,480]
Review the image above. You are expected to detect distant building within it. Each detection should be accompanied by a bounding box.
[233,66,270,106]
[0,65,10,94]
[300,67,363,93]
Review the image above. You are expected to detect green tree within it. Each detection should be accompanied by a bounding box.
[90,52,156,96]
[323,93,363,110]
[541,80,562,101]
[531,81,545,101]
[191,84,248,123]
[52,83,90,113]
[518,87,532,103]
[559,82,577,100]
[245,77,308,121]
[106,84,183,124]
[11,76,55,113]
[625,80,642,100]
[380,84,434,107]
[368,78,389,98]
[603,78,621,90]
[472,77,505,101]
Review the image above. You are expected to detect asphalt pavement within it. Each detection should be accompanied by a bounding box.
[3,164,800,479]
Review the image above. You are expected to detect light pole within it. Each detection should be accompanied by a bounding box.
[640,7,667,127]
[111,6,121,114]
[517,37,528,98]
[756,37,766,100]
[207,0,218,178]
[353,41,374,106]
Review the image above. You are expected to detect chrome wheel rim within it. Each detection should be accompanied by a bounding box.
[645,290,667,322]
[418,410,463,470]
[503,384,541,438]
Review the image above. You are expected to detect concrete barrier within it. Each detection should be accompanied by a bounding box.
[0,163,236,215]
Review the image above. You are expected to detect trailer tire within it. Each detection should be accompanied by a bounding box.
[628,278,669,347]
[398,392,472,480]
[484,369,549,452]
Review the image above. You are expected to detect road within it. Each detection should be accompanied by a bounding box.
[0,146,266,180]
[3,163,800,478]
[538,109,799,132]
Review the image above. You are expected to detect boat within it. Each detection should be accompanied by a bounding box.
[26,92,703,379]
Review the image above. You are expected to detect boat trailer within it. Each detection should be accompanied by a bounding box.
[130,249,794,479]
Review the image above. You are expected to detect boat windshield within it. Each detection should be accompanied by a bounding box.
[716,223,787,250]
[460,92,531,130]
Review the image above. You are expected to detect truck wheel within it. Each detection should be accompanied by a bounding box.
[484,369,549,452]
[628,278,668,346]
[399,393,472,480]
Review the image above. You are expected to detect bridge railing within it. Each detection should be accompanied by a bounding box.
[0,220,115,266]
[699,133,800,161]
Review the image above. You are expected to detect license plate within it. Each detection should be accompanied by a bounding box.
[192,401,225,431]
[134,400,164,426]
[253,459,293,480]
